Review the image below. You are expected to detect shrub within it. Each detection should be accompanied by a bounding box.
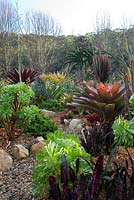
[38,99,65,112]
[0,83,34,140]
[32,78,66,110]
[25,111,57,138]
[129,93,134,116]
[113,116,134,148]
[32,76,76,111]
[40,72,65,84]
[32,131,92,196]
[33,78,65,100]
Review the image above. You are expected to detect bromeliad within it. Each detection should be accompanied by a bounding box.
[70,81,126,122]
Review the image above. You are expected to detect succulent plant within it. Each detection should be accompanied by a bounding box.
[70,82,126,122]
[92,54,111,83]
[7,68,38,84]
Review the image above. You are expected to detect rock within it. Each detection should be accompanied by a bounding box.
[40,109,55,117]
[0,149,13,171]
[36,136,45,142]
[64,119,70,126]
[31,142,45,154]
[69,119,82,133]
[12,144,29,160]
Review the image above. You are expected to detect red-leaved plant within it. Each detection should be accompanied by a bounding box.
[86,113,100,123]
[7,68,38,84]
[70,81,126,122]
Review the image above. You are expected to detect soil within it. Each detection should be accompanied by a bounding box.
[0,128,35,149]
[52,110,70,126]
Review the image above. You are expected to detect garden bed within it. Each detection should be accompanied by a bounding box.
[1,133,134,200]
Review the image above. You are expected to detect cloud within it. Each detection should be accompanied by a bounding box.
[19,0,134,35]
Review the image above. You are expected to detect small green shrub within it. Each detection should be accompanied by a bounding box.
[32,78,66,111]
[40,72,65,84]
[32,78,64,101]
[129,93,134,116]
[32,76,76,111]
[24,111,57,138]
[0,82,34,140]
[39,99,65,112]
[32,130,92,196]
[18,104,39,129]
[113,116,134,148]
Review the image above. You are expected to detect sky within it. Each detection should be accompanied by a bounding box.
[12,0,134,35]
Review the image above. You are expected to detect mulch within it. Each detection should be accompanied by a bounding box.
[0,128,35,149]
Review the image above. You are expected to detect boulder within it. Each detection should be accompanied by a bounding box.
[36,136,45,142]
[69,119,82,133]
[0,149,13,171]
[31,142,45,155]
[12,144,29,160]
[40,109,55,118]
[64,119,70,126]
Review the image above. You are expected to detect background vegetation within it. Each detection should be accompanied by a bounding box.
[0,0,134,80]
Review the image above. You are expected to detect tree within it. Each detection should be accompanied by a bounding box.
[0,0,19,75]
[24,11,62,72]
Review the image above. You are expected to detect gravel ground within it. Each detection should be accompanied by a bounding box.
[0,139,37,200]
[1,155,35,200]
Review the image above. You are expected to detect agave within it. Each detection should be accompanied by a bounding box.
[7,68,38,84]
[70,82,126,122]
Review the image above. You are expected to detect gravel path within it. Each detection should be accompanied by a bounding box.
[0,154,36,200]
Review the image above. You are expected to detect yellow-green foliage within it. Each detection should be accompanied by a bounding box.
[40,72,65,84]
